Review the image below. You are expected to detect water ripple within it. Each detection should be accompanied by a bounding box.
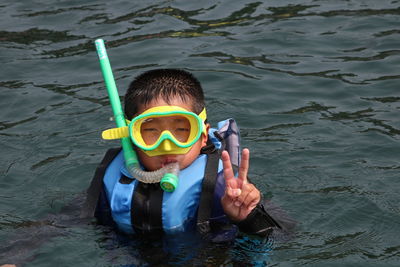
[374,29,400,37]
[362,96,400,103]
[259,67,365,84]
[0,28,84,45]
[17,4,101,17]
[365,75,400,82]
[272,6,400,19]
[279,102,335,115]
[0,116,38,131]
[36,82,109,105]
[330,50,400,62]
[361,118,400,137]
[0,80,29,89]
[190,52,367,84]
[102,3,262,28]
[190,51,298,66]
[41,29,231,58]
[31,153,71,170]
[321,108,375,121]
[242,122,313,143]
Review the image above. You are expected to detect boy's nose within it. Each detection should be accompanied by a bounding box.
[160,139,174,151]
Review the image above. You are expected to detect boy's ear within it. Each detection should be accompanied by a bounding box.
[201,123,210,146]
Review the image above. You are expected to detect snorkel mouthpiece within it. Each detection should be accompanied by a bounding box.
[161,173,178,192]
[95,39,179,191]
[160,164,179,192]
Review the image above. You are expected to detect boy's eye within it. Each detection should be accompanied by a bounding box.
[176,127,189,132]
[143,128,158,132]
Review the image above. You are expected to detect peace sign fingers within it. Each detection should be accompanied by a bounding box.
[222,148,250,190]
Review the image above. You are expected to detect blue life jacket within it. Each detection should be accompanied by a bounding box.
[103,152,223,234]
[98,119,241,235]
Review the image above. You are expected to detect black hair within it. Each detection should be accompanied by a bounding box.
[124,69,205,119]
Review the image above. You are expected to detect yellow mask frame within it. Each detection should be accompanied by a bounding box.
[102,106,207,156]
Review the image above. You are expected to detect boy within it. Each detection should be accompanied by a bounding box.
[85,69,292,240]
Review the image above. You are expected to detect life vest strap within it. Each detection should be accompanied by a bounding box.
[80,147,122,218]
[197,138,221,234]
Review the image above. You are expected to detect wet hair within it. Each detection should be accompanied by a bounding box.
[124,69,205,119]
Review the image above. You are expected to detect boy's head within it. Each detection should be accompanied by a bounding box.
[124,69,209,171]
[124,69,205,120]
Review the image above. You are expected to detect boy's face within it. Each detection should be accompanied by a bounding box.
[133,97,209,171]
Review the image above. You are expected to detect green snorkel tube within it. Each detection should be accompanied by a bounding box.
[95,39,179,192]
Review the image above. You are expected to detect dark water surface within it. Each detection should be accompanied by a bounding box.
[1,0,399,266]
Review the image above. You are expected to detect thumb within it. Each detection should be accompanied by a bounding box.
[226,185,242,199]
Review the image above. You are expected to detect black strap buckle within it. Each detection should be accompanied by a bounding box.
[197,221,211,234]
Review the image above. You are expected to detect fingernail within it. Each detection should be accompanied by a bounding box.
[233,189,241,196]
[234,201,241,207]
[227,187,233,196]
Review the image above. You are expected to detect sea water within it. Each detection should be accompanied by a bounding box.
[1,0,399,266]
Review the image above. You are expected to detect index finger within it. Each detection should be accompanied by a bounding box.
[221,150,235,181]
[238,148,250,183]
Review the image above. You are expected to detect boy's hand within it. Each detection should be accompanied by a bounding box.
[221,148,261,222]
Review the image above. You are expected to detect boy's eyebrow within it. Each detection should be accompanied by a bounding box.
[172,116,186,121]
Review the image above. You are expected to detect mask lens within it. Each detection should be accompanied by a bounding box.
[139,115,192,146]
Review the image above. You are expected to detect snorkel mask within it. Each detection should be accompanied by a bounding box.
[102,106,207,156]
